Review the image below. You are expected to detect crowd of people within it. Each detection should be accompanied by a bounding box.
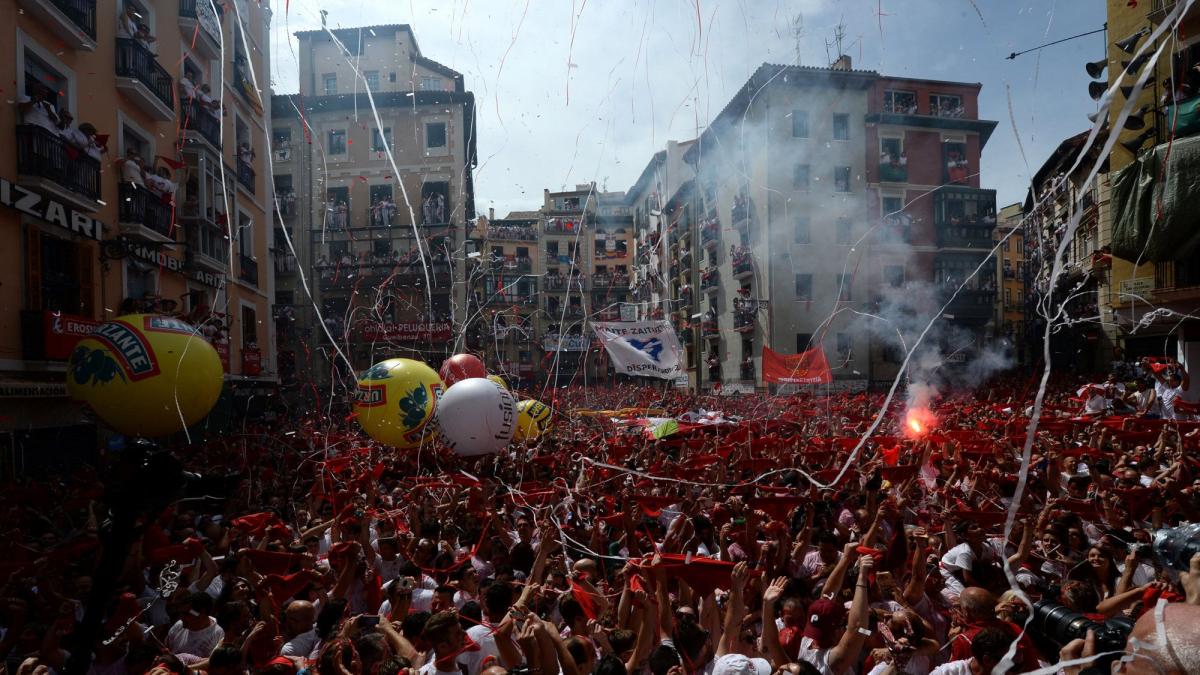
[18,83,106,162]
[4,366,1200,675]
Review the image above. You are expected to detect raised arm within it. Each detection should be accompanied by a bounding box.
[828,556,874,674]
[715,561,749,658]
[760,576,789,670]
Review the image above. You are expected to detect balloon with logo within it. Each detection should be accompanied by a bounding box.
[354,358,444,448]
[487,374,508,390]
[439,353,487,387]
[514,399,553,441]
[436,377,517,456]
[66,314,223,437]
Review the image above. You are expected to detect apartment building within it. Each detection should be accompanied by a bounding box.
[636,59,1000,392]
[995,203,1027,363]
[271,24,477,393]
[1022,131,1110,373]
[1102,0,1200,380]
[0,0,274,459]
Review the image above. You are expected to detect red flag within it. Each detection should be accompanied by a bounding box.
[569,578,600,620]
[155,155,186,170]
[761,345,831,384]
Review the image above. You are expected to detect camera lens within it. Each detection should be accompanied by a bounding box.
[1153,524,1200,572]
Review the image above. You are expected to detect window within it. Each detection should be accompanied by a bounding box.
[837,273,852,301]
[125,260,157,302]
[420,76,442,91]
[27,230,93,315]
[241,306,257,347]
[796,333,813,353]
[364,71,380,91]
[121,124,151,164]
[373,239,392,257]
[1004,287,1012,306]
[834,167,851,193]
[943,139,968,184]
[930,93,963,118]
[883,89,917,114]
[1017,238,1024,253]
[882,196,904,216]
[425,122,447,150]
[23,50,71,112]
[388,72,397,82]
[791,110,809,138]
[370,127,392,152]
[836,217,852,244]
[323,74,337,96]
[832,114,849,140]
[793,164,810,190]
[1003,238,1011,252]
[794,274,812,300]
[328,129,347,154]
[836,333,852,360]
[237,211,253,257]
[794,216,811,244]
[884,265,905,288]
[272,128,292,160]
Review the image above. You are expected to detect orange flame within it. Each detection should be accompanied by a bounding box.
[904,408,937,439]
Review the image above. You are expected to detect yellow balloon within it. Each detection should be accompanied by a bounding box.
[487,374,508,390]
[354,358,444,448]
[66,314,223,437]
[514,399,553,441]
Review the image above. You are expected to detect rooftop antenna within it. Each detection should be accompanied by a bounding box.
[825,19,847,66]
[792,13,806,66]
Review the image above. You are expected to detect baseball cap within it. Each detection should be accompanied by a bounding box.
[711,654,771,675]
[802,598,846,649]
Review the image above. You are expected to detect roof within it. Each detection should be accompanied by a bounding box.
[1022,129,1108,211]
[295,24,420,54]
[415,55,464,87]
[504,210,541,220]
[685,63,878,164]
[626,150,666,202]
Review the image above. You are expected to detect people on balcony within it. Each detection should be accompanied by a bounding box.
[371,197,396,226]
[145,166,178,205]
[18,84,60,132]
[116,149,146,187]
[237,142,256,168]
[133,23,157,54]
[422,192,446,224]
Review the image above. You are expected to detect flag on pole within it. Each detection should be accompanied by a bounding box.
[591,320,684,380]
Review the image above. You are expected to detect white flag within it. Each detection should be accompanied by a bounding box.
[592,320,684,380]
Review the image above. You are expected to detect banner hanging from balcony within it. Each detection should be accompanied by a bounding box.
[761,345,832,385]
[1110,133,1200,263]
[360,322,454,343]
[591,320,684,380]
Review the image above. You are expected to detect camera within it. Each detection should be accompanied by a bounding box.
[1153,523,1200,572]
[1031,601,1133,674]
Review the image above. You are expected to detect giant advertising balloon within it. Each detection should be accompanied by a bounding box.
[436,377,517,456]
[354,358,444,448]
[439,353,487,387]
[66,314,223,437]
[487,374,508,390]
[514,399,553,441]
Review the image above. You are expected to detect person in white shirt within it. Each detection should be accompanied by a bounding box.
[924,625,1011,675]
[119,150,145,186]
[117,5,138,39]
[417,610,473,675]
[18,84,60,132]
[145,166,177,202]
[280,600,318,657]
[165,592,225,658]
[1144,358,1189,420]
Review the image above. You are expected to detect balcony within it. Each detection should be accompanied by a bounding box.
[701,270,719,292]
[701,321,719,339]
[178,0,223,61]
[238,253,258,286]
[734,307,756,333]
[366,205,396,227]
[544,218,585,235]
[592,274,630,289]
[114,39,175,121]
[941,289,994,323]
[274,251,297,276]
[934,187,997,250]
[15,125,101,211]
[273,144,293,162]
[180,101,222,153]
[543,275,586,292]
[740,362,755,380]
[879,159,908,183]
[17,0,96,50]
[731,195,749,226]
[701,219,719,248]
[732,249,753,278]
[117,184,175,242]
[487,224,539,241]
[237,161,256,195]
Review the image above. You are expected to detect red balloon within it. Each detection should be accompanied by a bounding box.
[439,353,487,386]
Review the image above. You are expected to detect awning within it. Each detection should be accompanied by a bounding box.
[1110,131,1200,262]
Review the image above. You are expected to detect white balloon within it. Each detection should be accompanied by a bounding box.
[436,377,517,456]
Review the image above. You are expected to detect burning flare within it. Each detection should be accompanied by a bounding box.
[903,407,937,439]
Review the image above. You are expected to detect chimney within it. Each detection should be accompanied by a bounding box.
[489,207,495,220]
[832,54,852,71]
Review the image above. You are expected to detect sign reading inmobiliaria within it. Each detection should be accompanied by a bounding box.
[360,322,453,342]
[591,320,684,380]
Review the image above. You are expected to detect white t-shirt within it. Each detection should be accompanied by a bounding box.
[796,636,852,675]
[19,96,58,131]
[939,541,1002,597]
[1156,380,1183,419]
[418,656,468,675]
[929,659,973,675]
[281,628,318,657]
[166,617,224,657]
[121,159,144,185]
